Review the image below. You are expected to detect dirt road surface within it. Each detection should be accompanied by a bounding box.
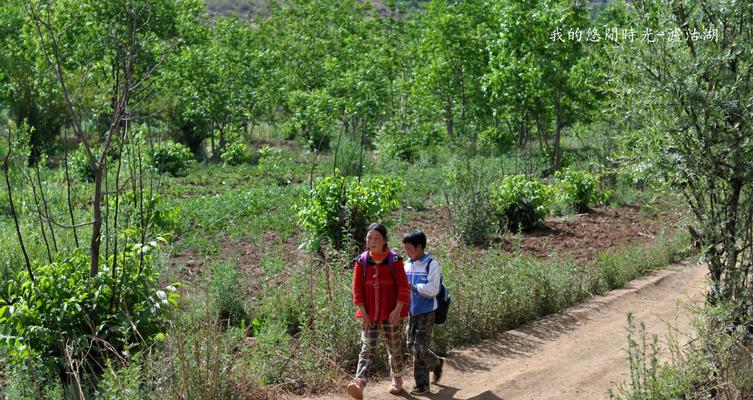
[309,259,706,400]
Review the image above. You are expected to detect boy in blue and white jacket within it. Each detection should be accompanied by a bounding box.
[402,229,444,395]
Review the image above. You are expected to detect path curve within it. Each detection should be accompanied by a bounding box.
[309,259,706,400]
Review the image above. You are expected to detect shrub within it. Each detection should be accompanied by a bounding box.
[443,162,496,246]
[331,133,367,176]
[554,168,603,213]
[489,175,553,232]
[70,144,96,182]
[0,243,179,389]
[151,141,194,177]
[118,192,181,239]
[220,142,252,166]
[295,173,404,251]
[478,126,515,155]
[375,121,422,162]
[209,261,248,326]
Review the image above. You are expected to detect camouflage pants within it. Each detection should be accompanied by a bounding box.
[355,320,406,380]
[407,311,440,387]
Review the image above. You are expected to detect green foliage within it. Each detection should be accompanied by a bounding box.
[96,358,144,400]
[596,230,691,291]
[553,168,604,213]
[608,314,694,400]
[611,302,753,399]
[331,133,367,176]
[220,142,252,166]
[485,0,602,170]
[119,192,181,240]
[0,186,12,216]
[70,144,96,182]
[209,260,248,326]
[256,144,286,182]
[164,301,248,400]
[489,175,552,232]
[375,120,423,162]
[151,140,195,177]
[0,243,179,384]
[295,173,404,250]
[443,161,497,246]
[478,126,515,155]
[612,0,753,305]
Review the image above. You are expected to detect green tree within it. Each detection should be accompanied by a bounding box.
[613,0,753,308]
[485,0,596,172]
[27,0,203,276]
[413,0,494,141]
[0,0,67,161]
[162,16,258,159]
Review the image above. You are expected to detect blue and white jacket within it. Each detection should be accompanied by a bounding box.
[404,253,442,316]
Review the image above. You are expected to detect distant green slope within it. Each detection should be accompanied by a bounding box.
[205,0,269,19]
[205,0,612,21]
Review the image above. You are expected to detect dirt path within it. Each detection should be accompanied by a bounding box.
[310,259,706,400]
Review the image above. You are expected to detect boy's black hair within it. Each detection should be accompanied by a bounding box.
[402,229,427,249]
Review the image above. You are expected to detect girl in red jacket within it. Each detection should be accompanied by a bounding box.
[347,222,411,399]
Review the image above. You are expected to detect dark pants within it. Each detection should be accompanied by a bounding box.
[407,311,440,387]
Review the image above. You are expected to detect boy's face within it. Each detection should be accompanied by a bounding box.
[403,243,424,260]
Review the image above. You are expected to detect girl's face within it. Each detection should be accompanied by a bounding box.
[366,229,386,253]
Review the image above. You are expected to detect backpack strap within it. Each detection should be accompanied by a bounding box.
[423,257,443,295]
[386,251,399,282]
[424,257,434,274]
[360,251,399,283]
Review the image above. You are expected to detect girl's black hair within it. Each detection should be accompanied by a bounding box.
[367,222,389,251]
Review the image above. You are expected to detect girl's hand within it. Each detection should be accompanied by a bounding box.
[389,303,404,326]
[361,314,371,330]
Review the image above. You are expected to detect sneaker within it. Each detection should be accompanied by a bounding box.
[410,384,430,395]
[388,376,403,394]
[432,357,445,383]
[347,378,365,399]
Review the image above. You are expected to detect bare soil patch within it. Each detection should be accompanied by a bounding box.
[401,205,680,265]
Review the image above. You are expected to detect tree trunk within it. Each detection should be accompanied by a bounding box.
[446,97,454,137]
[553,96,563,172]
[90,164,103,277]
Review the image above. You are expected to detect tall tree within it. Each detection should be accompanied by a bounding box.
[414,0,494,141]
[614,0,753,308]
[27,0,203,276]
[0,0,67,161]
[485,0,595,172]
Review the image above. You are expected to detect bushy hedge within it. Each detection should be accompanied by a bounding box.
[151,141,195,177]
[295,173,404,251]
[554,168,604,213]
[0,242,179,386]
[220,142,252,166]
[489,174,553,232]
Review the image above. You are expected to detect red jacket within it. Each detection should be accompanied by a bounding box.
[353,250,410,322]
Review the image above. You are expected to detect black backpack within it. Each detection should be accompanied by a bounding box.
[425,257,451,325]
